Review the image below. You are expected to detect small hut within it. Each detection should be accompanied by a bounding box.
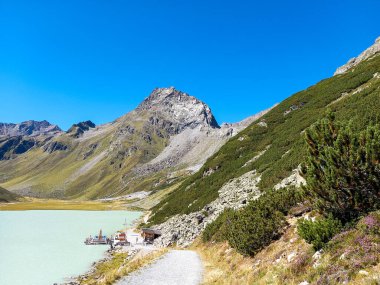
[141,228,161,244]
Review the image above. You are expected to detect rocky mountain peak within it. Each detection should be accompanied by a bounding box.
[144,86,180,101]
[335,36,380,75]
[136,87,219,129]
[67,120,96,138]
[0,120,61,137]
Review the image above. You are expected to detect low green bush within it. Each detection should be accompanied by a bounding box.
[297,215,342,250]
[226,205,285,256]
[202,187,303,256]
[202,208,233,242]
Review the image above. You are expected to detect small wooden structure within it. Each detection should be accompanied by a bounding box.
[141,228,161,244]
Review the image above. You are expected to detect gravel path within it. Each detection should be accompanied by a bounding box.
[116,250,203,285]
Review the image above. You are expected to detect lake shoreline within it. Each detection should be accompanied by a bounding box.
[62,212,156,285]
[0,210,142,285]
[0,198,144,211]
[61,247,140,285]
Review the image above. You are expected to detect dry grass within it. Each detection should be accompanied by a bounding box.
[196,213,380,285]
[80,248,168,285]
[194,216,313,285]
[349,262,380,285]
[0,197,143,211]
[193,240,256,285]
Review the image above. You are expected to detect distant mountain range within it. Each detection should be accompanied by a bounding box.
[0,87,269,199]
[0,120,61,137]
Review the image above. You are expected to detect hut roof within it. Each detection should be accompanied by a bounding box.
[142,228,162,235]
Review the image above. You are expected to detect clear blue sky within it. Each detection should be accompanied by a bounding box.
[0,0,379,130]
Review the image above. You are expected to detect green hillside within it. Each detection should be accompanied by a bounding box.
[0,187,22,203]
[0,113,171,199]
[150,52,380,225]
[0,88,234,200]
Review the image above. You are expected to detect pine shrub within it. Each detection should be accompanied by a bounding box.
[226,205,285,256]
[202,208,233,242]
[297,215,342,250]
[302,112,380,222]
[202,187,302,256]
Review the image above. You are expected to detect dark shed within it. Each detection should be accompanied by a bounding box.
[141,228,162,243]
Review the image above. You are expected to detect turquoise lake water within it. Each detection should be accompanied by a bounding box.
[0,210,141,285]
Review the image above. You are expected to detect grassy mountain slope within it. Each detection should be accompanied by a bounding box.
[150,52,380,225]
[0,186,22,203]
[0,88,256,200]
[0,114,170,199]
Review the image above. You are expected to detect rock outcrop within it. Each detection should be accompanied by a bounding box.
[136,87,219,131]
[67,120,96,138]
[334,36,380,75]
[42,141,69,153]
[153,170,261,247]
[0,136,40,160]
[274,165,306,190]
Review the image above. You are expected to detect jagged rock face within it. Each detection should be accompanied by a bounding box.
[0,120,61,137]
[0,136,37,160]
[335,36,380,75]
[136,87,220,132]
[42,141,69,153]
[0,120,61,160]
[67,120,96,138]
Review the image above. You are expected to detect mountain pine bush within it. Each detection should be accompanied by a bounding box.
[202,208,234,242]
[202,187,302,256]
[302,112,380,222]
[297,215,342,250]
[226,187,302,256]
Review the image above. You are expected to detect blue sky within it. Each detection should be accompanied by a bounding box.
[0,0,379,130]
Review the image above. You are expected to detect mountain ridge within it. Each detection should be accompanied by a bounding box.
[335,36,380,75]
[0,87,267,199]
[0,120,61,137]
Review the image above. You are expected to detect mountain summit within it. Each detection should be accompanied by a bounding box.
[136,87,219,129]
